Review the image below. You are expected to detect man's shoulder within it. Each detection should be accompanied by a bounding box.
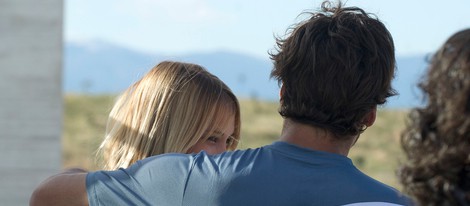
[133,146,270,171]
[343,202,409,206]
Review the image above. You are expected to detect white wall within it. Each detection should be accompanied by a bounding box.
[0,0,63,205]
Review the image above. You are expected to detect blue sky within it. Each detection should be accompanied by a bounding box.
[65,0,470,59]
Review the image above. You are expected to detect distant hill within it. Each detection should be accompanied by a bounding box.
[389,54,429,108]
[64,41,428,108]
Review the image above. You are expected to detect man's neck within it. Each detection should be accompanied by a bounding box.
[279,119,357,156]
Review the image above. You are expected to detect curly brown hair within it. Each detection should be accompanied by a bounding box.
[399,28,470,206]
[269,1,396,138]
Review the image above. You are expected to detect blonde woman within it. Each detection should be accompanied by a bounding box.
[99,61,241,170]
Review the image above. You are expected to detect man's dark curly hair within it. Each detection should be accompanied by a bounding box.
[399,28,470,206]
[270,1,396,138]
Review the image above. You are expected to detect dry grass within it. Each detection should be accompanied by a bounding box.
[63,95,408,190]
[349,108,409,189]
[62,94,115,169]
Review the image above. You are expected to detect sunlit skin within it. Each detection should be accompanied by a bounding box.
[187,115,236,155]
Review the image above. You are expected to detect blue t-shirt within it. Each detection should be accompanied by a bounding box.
[87,141,412,206]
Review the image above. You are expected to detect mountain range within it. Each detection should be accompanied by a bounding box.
[64,41,429,109]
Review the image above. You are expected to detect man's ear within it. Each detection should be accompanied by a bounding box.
[279,84,285,101]
[364,106,377,127]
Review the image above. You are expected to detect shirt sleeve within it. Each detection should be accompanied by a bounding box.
[86,153,194,206]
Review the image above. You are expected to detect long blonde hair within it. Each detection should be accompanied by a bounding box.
[99,61,240,170]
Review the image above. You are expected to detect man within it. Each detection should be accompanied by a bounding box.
[31,1,411,205]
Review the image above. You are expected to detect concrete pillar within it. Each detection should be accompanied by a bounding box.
[0,0,63,205]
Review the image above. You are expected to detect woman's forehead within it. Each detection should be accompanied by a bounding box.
[213,100,236,118]
[205,111,235,132]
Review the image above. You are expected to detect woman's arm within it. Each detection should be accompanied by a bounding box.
[30,168,88,206]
